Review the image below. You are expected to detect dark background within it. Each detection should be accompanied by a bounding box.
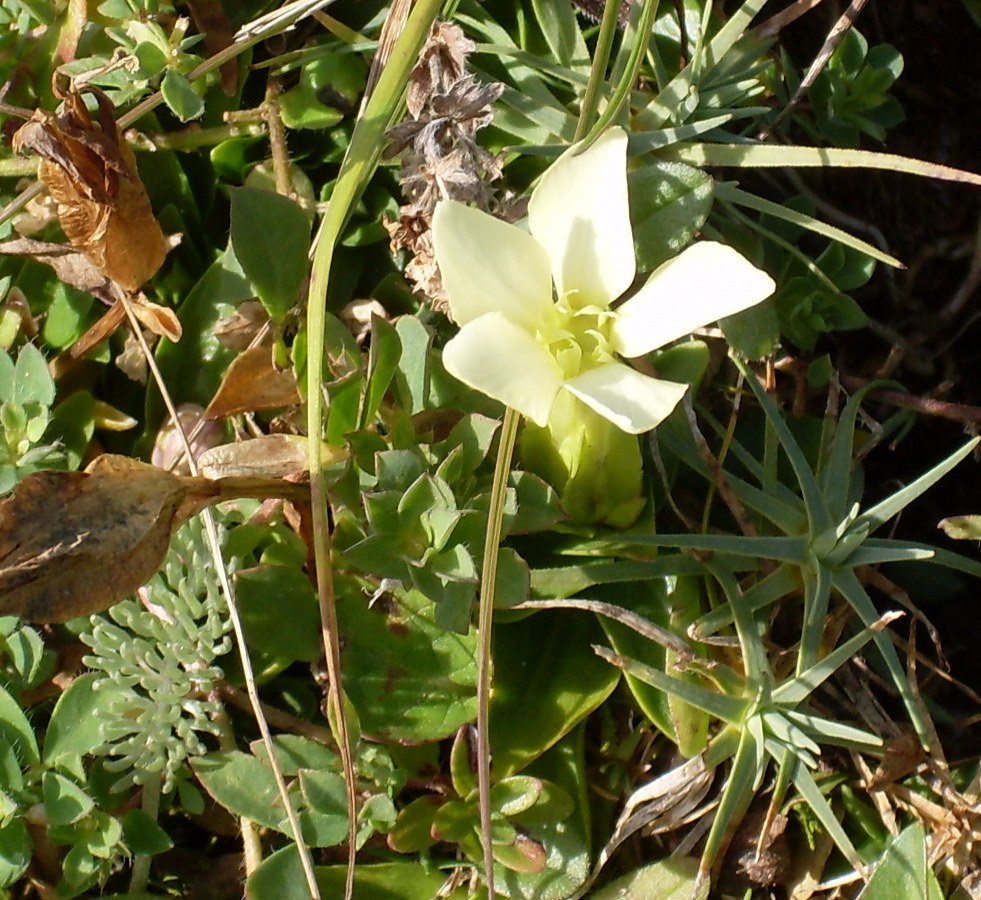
[778,0,981,753]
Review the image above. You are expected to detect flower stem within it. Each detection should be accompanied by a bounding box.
[476,405,520,898]
[575,0,624,141]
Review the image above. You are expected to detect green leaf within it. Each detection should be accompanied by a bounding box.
[192,751,282,829]
[44,673,128,763]
[147,253,250,425]
[235,566,322,664]
[279,50,364,131]
[494,547,531,608]
[161,68,205,122]
[337,583,477,742]
[48,390,95,471]
[0,351,14,404]
[42,772,94,826]
[449,726,476,799]
[496,730,590,898]
[0,820,31,889]
[230,187,311,323]
[531,0,589,71]
[3,622,45,686]
[601,577,710,756]
[41,284,96,349]
[720,298,780,359]
[251,734,340,776]
[12,343,54,408]
[508,471,563,534]
[630,161,714,271]
[856,437,979,535]
[120,808,174,856]
[392,316,431,414]
[591,857,707,900]
[490,776,543,817]
[388,796,440,853]
[857,822,943,900]
[490,609,620,777]
[361,316,402,427]
[247,847,455,900]
[296,770,349,847]
[0,683,38,767]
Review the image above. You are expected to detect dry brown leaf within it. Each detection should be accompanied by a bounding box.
[198,435,311,480]
[204,345,301,419]
[11,85,168,291]
[0,239,181,359]
[0,238,118,303]
[69,292,182,359]
[0,455,307,623]
[213,300,270,350]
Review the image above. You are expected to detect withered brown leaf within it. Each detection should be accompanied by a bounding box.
[0,455,307,623]
[204,345,301,420]
[11,85,168,291]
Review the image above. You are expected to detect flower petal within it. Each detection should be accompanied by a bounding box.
[610,241,776,358]
[528,127,634,308]
[432,200,553,329]
[443,312,563,426]
[563,363,688,434]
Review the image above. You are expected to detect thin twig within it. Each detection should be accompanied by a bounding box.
[755,0,828,40]
[683,394,759,539]
[120,296,322,899]
[264,77,293,197]
[514,598,698,659]
[758,0,872,139]
[840,375,981,426]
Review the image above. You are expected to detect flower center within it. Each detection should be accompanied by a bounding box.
[539,297,617,380]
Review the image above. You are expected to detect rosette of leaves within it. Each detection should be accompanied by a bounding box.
[79,515,233,794]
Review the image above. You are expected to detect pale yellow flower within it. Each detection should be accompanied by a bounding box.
[433,127,775,434]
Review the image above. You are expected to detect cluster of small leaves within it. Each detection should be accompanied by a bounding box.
[79,515,232,794]
[335,411,560,633]
[786,28,905,146]
[0,343,63,493]
[62,5,211,122]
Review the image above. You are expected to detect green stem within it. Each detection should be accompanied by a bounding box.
[303,3,442,897]
[575,0,623,142]
[476,405,521,898]
[586,0,660,141]
[128,775,161,893]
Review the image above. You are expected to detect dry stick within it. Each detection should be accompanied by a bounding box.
[263,77,293,197]
[755,0,828,40]
[120,296,322,900]
[514,598,698,659]
[757,0,871,140]
[939,210,981,322]
[220,682,335,744]
[683,394,759,539]
[839,375,981,426]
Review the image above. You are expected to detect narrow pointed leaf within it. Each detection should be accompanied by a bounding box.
[734,357,833,533]
[792,763,866,876]
[593,647,746,723]
[855,438,979,534]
